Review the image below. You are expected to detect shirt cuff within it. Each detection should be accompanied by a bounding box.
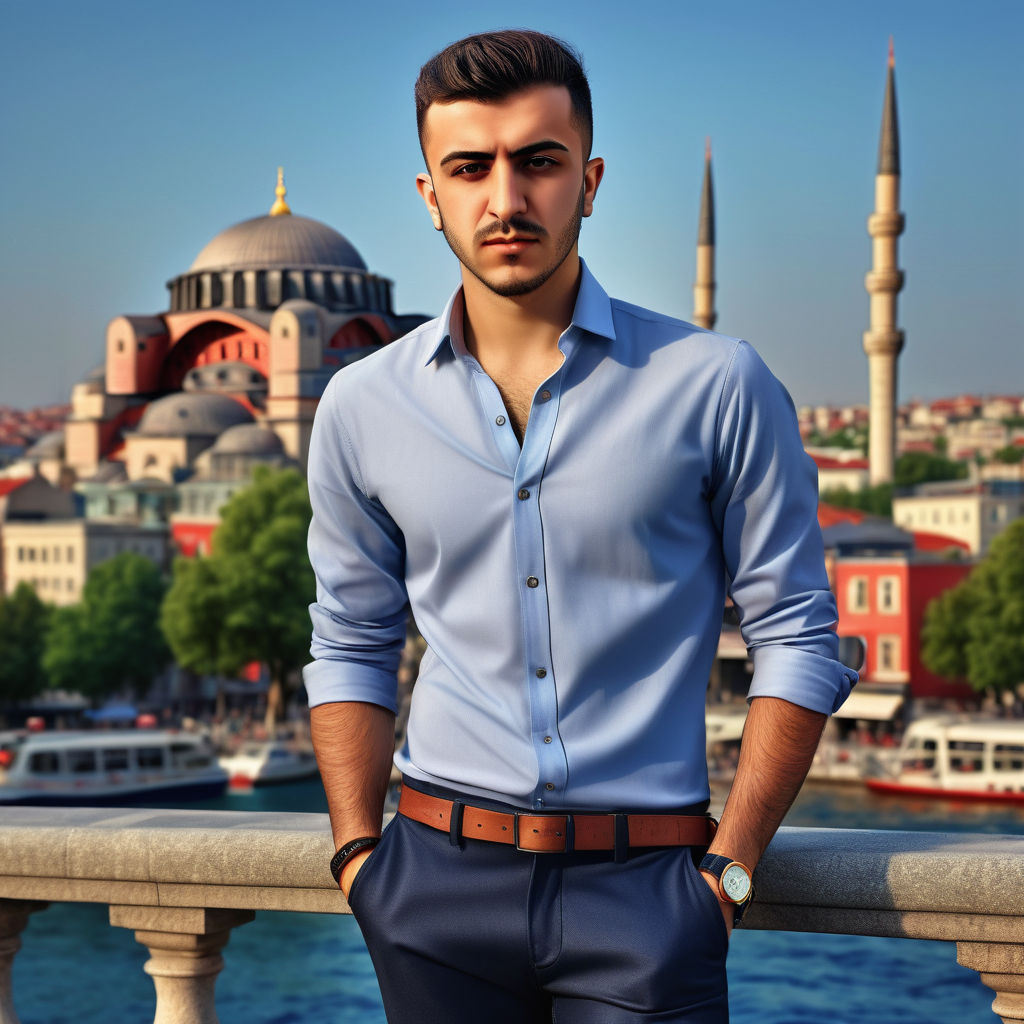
[746,645,858,715]
[302,658,399,713]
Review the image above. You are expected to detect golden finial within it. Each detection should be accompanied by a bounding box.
[888,35,895,68]
[269,167,291,216]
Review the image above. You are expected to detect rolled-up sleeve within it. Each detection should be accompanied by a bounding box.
[709,341,856,714]
[302,375,408,712]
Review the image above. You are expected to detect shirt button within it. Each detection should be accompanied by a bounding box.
[539,390,552,402]
[544,782,555,791]
[517,488,530,500]
[495,415,506,426]
[535,668,547,678]
[526,576,539,588]
[544,736,552,744]
[535,798,545,808]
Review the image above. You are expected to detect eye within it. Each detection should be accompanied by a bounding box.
[525,155,557,169]
[452,162,488,177]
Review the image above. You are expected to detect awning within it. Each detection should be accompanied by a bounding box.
[833,692,904,721]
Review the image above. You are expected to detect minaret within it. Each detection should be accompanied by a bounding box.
[692,137,717,330]
[863,39,905,485]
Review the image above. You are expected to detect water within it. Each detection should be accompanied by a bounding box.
[11,780,1022,1023]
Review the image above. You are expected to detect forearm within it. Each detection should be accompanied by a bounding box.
[310,700,396,850]
[708,695,826,870]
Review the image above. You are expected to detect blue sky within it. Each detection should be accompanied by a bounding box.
[1,0,1020,409]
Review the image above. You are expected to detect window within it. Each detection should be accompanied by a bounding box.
[878,635,901,672]
[16,547,24,562]
[67,750,97,774]
[29,752,61,774]
[136,748,165,770]
[846,576,868,613]
[877,576,900,614]
[901,737,936,773]
[27,548,35,562]
[949,740,984,773]
[102,748,130,771]
[994,745,1024,772]
[54,546,60,563]
[67,546,74,562]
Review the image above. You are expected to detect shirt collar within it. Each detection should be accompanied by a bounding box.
[423,258,616,367]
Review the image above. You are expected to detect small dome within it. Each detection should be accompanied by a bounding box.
[188,214,367,273]
[137,393,254,438]
[26,430,64,459]
[209,424,285,457]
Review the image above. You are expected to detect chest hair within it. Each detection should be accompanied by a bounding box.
[492,379,537,444]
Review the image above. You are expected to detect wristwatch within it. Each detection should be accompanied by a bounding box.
[699,853,754,924]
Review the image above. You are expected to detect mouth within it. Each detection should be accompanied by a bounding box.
[481,236,538,253]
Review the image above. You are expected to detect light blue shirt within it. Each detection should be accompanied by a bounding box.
[304,261,855,811]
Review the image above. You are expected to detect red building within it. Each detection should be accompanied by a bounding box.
[834,556,975,701]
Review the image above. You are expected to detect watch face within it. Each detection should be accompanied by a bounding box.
[721,863,751,903]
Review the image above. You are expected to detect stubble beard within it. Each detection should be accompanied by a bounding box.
[438,184,586,298]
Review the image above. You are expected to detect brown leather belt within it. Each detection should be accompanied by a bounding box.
[398,786,717,854]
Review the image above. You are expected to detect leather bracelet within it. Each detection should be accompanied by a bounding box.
[330,835,380,885]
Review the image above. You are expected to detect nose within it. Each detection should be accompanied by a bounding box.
[488,160,527,225]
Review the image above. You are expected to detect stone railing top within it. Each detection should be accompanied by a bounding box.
[2,809,1024,927]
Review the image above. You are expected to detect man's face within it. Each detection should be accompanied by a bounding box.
[416,85,604,297]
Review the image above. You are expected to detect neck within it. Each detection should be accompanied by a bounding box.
[461,252,581,363]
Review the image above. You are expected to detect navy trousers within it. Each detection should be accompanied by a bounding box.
[348,782,729,1023]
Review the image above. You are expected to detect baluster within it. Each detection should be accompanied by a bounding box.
[958,942,1024,1024]
[0,900,48,1024]
[109,905,254,1024]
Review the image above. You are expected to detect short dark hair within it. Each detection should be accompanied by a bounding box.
[415,30,593,159]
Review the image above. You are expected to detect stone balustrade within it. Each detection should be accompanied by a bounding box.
[2,808,1024,1022]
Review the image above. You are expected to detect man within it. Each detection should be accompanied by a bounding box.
[304,29,855,1023]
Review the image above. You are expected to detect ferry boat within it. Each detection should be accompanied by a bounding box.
[219,740,319,788]
[865,716,1024,802]
[0,730,229,805]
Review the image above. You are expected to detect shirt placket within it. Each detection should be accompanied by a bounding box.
[466,334,575,809]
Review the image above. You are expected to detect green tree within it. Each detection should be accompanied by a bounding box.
[993,446,1024,465]
[819,484,894,518]
[0,583,51,704]
[921,519,1024,696]
[893,451,968,487]
[161,466,314,730]
[43,553,169,701]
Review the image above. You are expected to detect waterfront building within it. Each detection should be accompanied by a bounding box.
[892,481,1024,555]
[830,525,975,704]
[1,519,169,606]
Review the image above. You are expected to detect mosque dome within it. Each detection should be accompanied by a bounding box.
[136,393,254,438]
[208,423,285,457]
[166,169,392,317]
[188,214,367,274]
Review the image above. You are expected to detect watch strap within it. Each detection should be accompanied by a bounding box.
[330,835,380,885]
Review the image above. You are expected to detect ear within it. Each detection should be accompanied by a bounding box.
[416,173,444,231]
[581,157,605,218]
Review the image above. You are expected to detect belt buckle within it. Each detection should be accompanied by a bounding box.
[514,812,571,853]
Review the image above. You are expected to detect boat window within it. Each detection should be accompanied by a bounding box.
[102,748,130,771]
[67,750,97,774]
[994,744,1024,772]
[171,742,212,769]
[949,740,984,772]
[136,747,165,769]
[269,749,291,760]
[29,751,61,774]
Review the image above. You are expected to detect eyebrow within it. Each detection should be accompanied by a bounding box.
[439,139,570,167]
